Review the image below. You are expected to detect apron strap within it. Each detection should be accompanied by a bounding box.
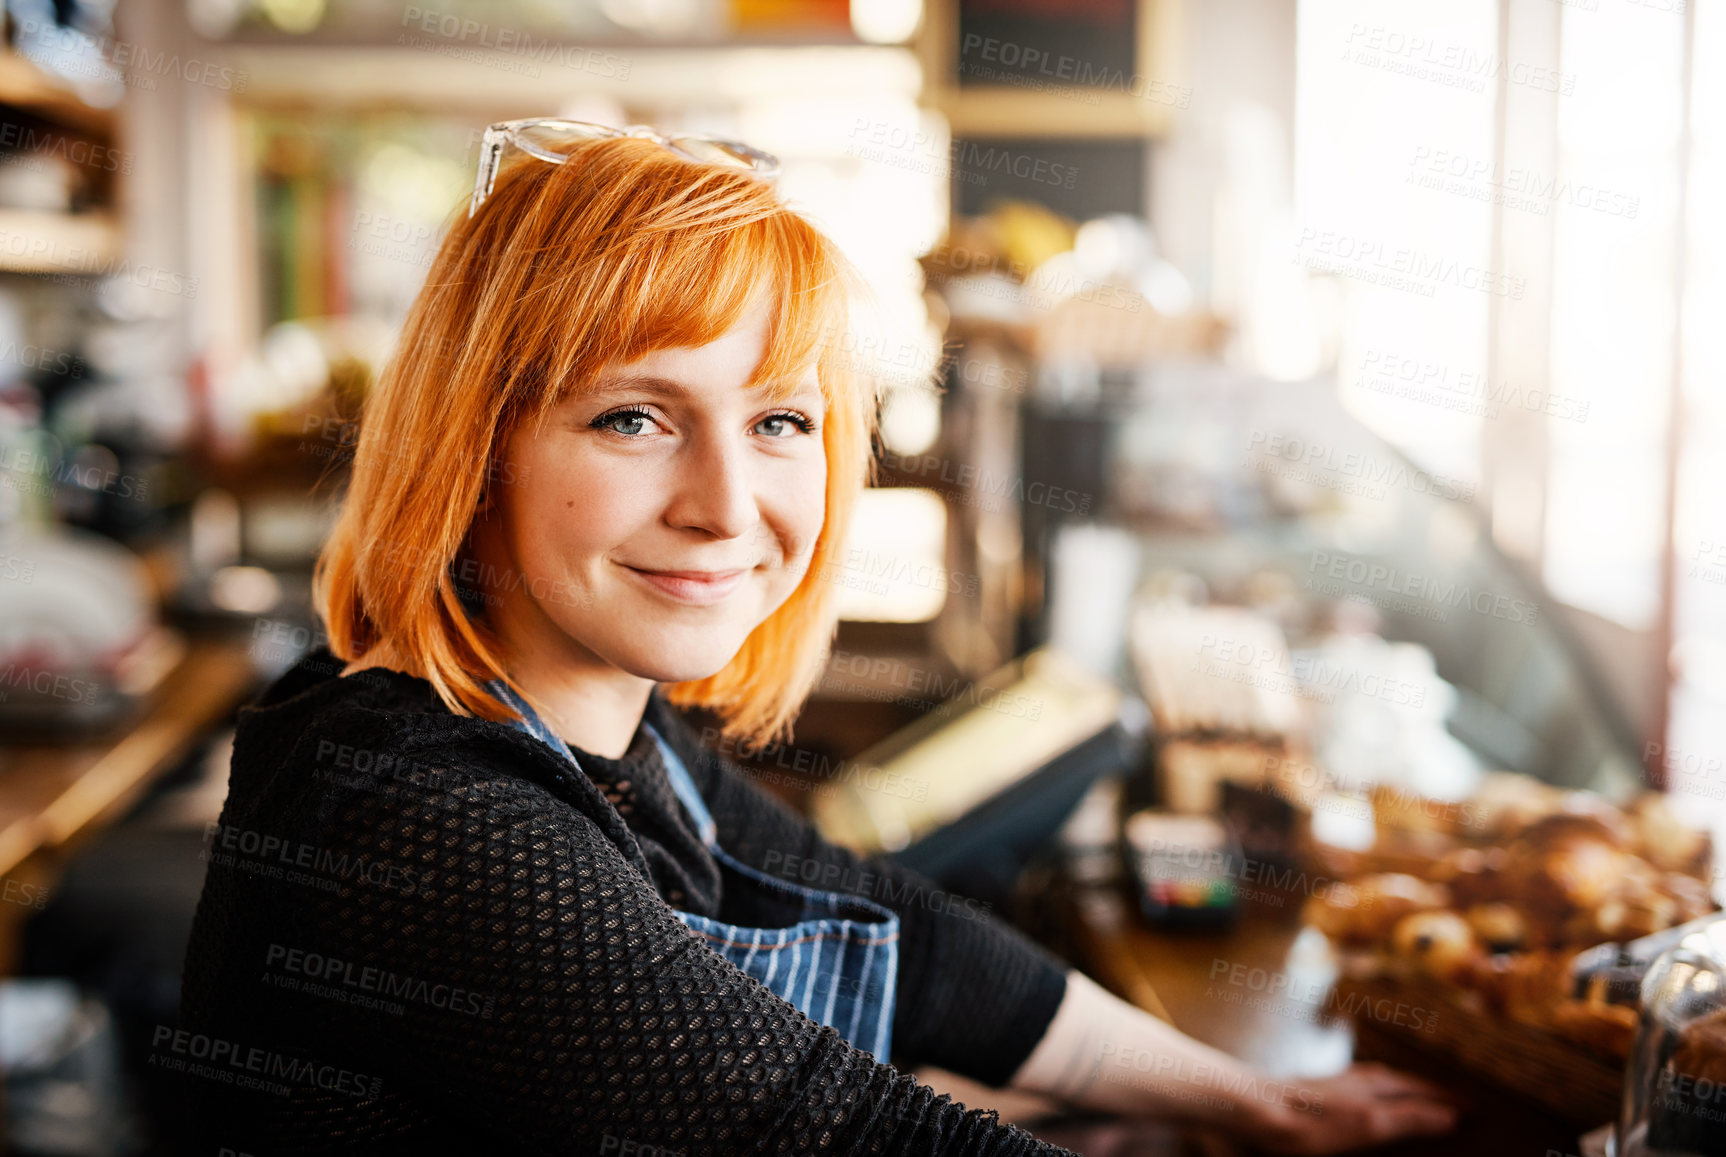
[486,678,584,770]
[645,722,719,848]
[485,677,720,850]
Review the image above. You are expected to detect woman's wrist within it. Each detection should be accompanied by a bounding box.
[1203,1072,1309,1141]
[1089,1045,1293,1133]
[1008,970,1285,1124]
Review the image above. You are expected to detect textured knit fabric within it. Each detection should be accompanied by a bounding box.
[563,723,722,917]
[175,647,1076,1155]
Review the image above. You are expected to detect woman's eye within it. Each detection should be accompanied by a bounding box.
[756,411,817,438]
[594,408,656,437]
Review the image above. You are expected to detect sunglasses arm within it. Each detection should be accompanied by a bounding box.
[468,131,510,218]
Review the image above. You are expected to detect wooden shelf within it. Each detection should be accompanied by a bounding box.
[935,87,1176,139]
[0,48,115,137]
[0,207,121,273]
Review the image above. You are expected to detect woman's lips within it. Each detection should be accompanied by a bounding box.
[624,566,749,606]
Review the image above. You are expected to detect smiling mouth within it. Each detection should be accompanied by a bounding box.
[622,565,752,606]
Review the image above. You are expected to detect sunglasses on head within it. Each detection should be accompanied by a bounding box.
[469,118,781,218]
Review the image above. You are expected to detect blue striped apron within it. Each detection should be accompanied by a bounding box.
[486,680,900,1060]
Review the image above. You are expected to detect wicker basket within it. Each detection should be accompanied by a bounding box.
[1331,972,1625,1126]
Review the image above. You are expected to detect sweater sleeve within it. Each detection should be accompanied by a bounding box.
[657,711,1071,1087]
[273,729,1077,1157]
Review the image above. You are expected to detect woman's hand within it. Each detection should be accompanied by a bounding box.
[1012,972,1461,1153]
[1238,1062,1459,1155]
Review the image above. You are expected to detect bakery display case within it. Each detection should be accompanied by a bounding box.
[1015,355,1648,802]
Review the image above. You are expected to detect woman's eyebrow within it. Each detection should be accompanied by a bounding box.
[589,373,824,406]
[589,373,688,398]
[783,380,826,407]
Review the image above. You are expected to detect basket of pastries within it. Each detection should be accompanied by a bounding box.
[1298,772,1718,1124]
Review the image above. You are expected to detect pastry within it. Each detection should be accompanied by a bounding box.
[1390,910,1480,984]
[1629,793,1713,879]
[1503,814,1631,914]
[1465,903,1529,953]
[1304,873,1451,943]
[1432,846,1510,908]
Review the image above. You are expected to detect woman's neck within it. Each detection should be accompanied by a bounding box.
[339,643,652,759]
[508,661,655,759]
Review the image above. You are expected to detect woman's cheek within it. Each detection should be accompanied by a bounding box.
[793,453,828,551]
[547,457,648,537]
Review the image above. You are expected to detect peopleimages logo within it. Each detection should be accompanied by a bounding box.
[1193,633,1431,708]
[1339,23,1578,96]
[878,449,1095,514]
[1292,227,1526,300]
[263,943,495,1019]
[0,123,132,173]
[1405,145,1639,219]
[398,7,631,78]
[1355,348,1591,424]
[1688,539,1726,586]
[1306,551,1539,625]
[148,1025,380,1098]
[819,547,981,599]
[957,34,1192,108]
[200,822,422,896]
[700,727,929,802]
[1644,742,1726,800]
[597,1137,685,1156]
[760,851,994,924]
[1,436,150,502]
[0,662,101,704]
[1092,1045,1324,1116]
[1205,959,1440,1034]
[846,121,1081,190]
[14,18,250,92]
[1245,429,1476,503]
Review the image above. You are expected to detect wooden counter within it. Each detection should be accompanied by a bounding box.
[0,636,258,973]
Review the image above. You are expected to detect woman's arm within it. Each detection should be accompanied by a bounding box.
[1009,969,1460,1154]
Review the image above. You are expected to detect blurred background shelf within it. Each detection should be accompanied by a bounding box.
[0,47,114,136]
[0,207,119,272]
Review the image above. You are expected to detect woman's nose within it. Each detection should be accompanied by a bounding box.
[664,429,760,542]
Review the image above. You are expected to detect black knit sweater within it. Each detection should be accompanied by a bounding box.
[175,646,1077,1155]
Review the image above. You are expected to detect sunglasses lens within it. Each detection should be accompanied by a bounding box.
[668,137,775,171]
[513,121,615,158]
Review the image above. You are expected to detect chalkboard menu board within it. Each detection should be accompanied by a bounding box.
[957,0,1137,91]
[953,136,1146,221]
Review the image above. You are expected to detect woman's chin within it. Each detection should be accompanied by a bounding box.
[641,664,727,686]
[621,640,745,686]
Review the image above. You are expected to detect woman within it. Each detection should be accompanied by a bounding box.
[178,122,1457,1154]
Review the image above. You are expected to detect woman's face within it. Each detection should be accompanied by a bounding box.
[469,294,828,685]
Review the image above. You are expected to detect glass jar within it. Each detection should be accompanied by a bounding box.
[1615,915,1726,1156]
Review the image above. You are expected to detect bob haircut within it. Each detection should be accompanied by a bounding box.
[313,133,891,747]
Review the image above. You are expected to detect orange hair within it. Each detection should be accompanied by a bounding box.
[312,133,887,747]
